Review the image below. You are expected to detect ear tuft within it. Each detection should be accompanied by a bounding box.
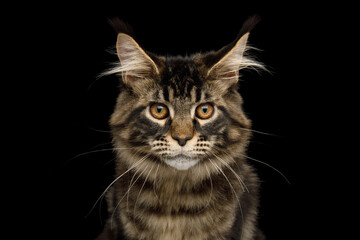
[108,18,136,38]
[101,32,160,94]
[237,15,261,39]
[205,16,266,93]
[115,34,160,88]
[207,33,264,81]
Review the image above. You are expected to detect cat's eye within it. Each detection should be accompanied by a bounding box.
[195,103,214,119]
[150,103,169,119]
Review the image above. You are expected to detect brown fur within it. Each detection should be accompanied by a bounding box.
[97,17,265,240]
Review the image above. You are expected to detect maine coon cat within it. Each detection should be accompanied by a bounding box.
[96,16,266,240]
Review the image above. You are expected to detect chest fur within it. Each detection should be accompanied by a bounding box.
[111,170,242,240]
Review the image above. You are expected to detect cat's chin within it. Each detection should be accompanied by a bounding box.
[163,155,200,171]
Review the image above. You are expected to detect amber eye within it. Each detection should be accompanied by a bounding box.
[195,103,214,119]
[150,103,169,119]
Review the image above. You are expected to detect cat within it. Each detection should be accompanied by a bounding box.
[96,16,266,240]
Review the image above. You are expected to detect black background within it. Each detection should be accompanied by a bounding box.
[12,1,342,240]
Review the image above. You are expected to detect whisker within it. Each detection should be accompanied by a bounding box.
[207,147,248,192]
[69,146,137,163]
[106,146,149,167]
[207,158,240,204]
[240,153,290,184]
[207,157,244,239]
[86,127,112,133]
[103,156,117,166]
[134,163,154,215]
[211,145,290,184]
[152,164,160,201]
[89,142,113,149]
[86,153,150,217]
[211,145,243,173]
[203,164,213,210]
[110,160,149,230]
[64,148,115,167]
[209,151,249,193]
[193,163,213,215]
[239,127,281,137]
[126,162,147,211]
[70,148,114,161]
[196,159,202,179]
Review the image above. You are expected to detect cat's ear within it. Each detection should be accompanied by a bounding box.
[206,33,250,90]
[115,33,160,92]
[203,15,265,93]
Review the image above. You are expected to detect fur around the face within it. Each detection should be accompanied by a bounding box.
[96,16,265,240]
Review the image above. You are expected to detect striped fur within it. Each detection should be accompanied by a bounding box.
[97,17,265,240]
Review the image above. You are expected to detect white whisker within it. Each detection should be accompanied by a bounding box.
[88,141,113,149]
[240,153,290,184]
[134,163,154,217]
[126,163,147,211]
[206,158,245,240]
[86,127,112,133]
[69,148,115,162]
[239,127,280,137]
[152,164,160,201]
[209,151,249,193]
[207,158,239,204]
[86,153,150,217]
[211,145,290,184]
[203,164,213,209]
[70,146,138,163]
[111,160,150,230]
[111,164,142,229]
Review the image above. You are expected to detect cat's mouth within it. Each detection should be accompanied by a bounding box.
[163,154,200,171]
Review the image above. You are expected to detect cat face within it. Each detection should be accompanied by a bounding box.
[143,58,227,170]
[109,32,263,171]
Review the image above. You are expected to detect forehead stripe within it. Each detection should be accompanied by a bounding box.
[162,85,169,101]
[185,82,193,98]
[196,86,202,102]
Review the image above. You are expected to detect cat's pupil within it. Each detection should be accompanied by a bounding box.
[156,106,163,114]
[202,106,208,113]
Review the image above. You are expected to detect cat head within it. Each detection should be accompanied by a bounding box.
[107,17,264,171]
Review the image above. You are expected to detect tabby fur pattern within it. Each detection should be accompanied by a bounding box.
[96,16,266,240]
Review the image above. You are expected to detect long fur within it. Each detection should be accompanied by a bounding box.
[96,17,266,240]
[101,17,265,80]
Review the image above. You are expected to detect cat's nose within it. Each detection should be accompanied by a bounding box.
[170,115,194,146]
[172,134,193,147]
